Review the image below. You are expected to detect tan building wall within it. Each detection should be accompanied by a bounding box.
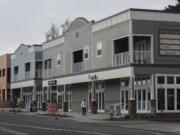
[0,54,11,102]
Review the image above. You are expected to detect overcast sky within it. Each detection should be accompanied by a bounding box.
[0,0,175,55]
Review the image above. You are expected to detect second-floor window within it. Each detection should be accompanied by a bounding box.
[25,62,31,72]
[84,46,89,60]
[44,59,52,69]
[14,66,18,75]
[96,41,102,57]
[57,54,62,66]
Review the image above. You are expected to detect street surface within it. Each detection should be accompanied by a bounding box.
[0,111,170,135]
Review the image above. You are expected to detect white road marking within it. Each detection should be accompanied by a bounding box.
[0,126,29,135]
[0,122,110,135]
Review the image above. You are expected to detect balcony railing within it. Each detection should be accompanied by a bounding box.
[114,52,129,66]
[25,71,30,80]
[134,51,151,64]
[14,74,18,82]
[35,70,42,79]
[44,69,52,78]
[73,62,83,73]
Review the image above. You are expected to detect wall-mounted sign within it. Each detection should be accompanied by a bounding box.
[48,80,57,86]
[159,29,180,56]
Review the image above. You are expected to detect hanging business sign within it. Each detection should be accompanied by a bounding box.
[159,29,180,56]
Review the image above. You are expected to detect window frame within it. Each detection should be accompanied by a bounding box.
[84,46,89,60]
[96,41,103,57]
[57,54,62,67]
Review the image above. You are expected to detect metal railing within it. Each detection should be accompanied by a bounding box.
[134,51,151,64]
[35,70,42,79]
[25,71,30,80]
[73,62,83,73]
[114,52,129,66]
[44,69,52,78]
[14,74,18,82]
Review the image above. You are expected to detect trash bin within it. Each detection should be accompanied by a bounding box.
[42,102,47,111]
[91,100,97,114]
[64,102,68,112]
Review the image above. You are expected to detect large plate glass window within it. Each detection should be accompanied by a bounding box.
[177,89,180,110]
[157,88,165,111]
[167,88,175,110]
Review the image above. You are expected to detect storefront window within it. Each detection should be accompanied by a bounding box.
[177,89,180,110]
[167,89,175,110]
[157,76,165,84]
[167,76,174,84]
[158,88,165,110]
[176,77,180,84]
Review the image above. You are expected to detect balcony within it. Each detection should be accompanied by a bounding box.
[114,52,129,66]
[73,62,83,73]
[44,69,52,78]
[14,74,18,82]
[25,71,30,80]
[35,70,42,79]
[134,51,151,64]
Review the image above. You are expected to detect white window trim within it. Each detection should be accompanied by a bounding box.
[156,74,180,113]
[57,54,62,67]
[84,46,89,61]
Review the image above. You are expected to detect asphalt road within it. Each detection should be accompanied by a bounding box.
[0,111,165,135]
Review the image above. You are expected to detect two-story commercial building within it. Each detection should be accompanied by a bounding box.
[11,44,43,108]
[0,54,11,107]
[42,9,180,116]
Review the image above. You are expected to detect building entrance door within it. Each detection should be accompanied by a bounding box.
[121,90,129,113]
[57,92,64,111]
[135,88,150,113]
[23,94,32,108]
[96,92,104,112]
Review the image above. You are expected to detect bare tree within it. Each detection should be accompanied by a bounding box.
[45,23,59,41]
[60,18,72,34]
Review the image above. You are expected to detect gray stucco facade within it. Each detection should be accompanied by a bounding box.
[10,8,180,115]
[11,44,43,108]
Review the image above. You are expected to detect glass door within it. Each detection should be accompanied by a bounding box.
[135,88,150,113]
[96,92,104,112]
[121,90,129,111]
[134,40,146,64]
[57,93,64,111]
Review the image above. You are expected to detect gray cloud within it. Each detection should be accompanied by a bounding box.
[0,0,175,54]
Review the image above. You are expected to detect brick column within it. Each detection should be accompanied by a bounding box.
[150,100,156,115]
[128,99,136,118]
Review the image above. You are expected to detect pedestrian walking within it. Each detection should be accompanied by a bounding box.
[81,99,87,116]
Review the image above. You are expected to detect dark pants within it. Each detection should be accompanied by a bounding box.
[82,107,86,116]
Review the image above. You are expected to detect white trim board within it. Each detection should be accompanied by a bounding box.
[11,80,35,89]
[43,67,133,87]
